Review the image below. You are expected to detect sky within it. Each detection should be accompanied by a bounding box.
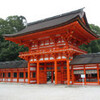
[0,0,100,26]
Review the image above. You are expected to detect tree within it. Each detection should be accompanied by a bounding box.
[0,15,28,62]
[80,24,100,53]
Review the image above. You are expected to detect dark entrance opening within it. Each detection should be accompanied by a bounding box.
[47,71,54,83]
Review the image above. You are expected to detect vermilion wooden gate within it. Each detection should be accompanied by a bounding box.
[39,68,47,84]
[38,62,70,84]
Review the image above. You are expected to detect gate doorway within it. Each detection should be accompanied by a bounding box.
[46,62,54,84]
[39,62,68,84]
[47,71,54,84]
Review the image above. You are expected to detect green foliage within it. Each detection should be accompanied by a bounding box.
[0,15,28,61]
[80,24,100,53]
[90,24,100,35]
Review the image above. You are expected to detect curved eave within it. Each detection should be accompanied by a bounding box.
[77,17,99,38]
[3,16,99,43]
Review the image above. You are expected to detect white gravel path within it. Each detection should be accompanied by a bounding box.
[0,82,100,100]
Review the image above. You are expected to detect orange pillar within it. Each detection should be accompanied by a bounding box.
[84,65,86,85]
[97,64,99,85]
[37,61,39,84]
[28,62,30,84]
[55,60,57,85]
[67,58,70,85]
[17,69,19,83]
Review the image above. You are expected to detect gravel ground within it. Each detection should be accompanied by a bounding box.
[0,82,100,100]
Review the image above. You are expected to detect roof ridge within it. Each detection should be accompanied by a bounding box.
[28,8,85,26]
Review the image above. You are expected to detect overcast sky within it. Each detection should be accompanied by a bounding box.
[0,0,100,26]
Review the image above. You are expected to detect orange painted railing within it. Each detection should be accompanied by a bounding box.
[19,45,86,57]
